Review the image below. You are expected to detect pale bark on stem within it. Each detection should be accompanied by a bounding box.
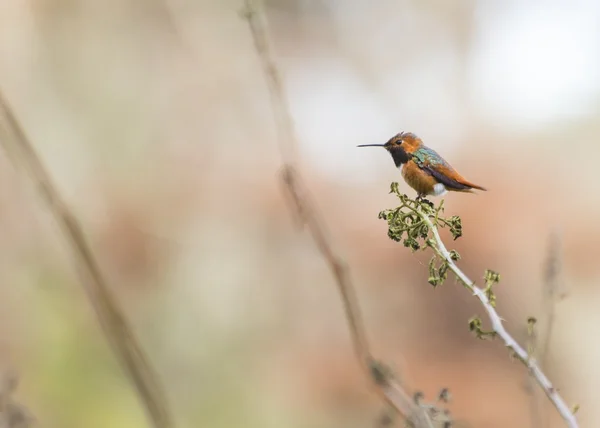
[416,206,578,428]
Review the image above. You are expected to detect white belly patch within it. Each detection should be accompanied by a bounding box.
[432,183,447,196]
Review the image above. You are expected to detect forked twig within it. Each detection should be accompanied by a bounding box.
[0,91,172,428]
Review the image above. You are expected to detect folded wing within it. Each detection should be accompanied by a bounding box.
[412,147,487,192]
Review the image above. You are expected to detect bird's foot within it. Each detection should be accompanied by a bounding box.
[416,194,434,208]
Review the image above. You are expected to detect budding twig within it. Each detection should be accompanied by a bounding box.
[423,213,577,427]
[380,187,578,428]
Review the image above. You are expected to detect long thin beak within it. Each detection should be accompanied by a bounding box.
[357,144,385,148]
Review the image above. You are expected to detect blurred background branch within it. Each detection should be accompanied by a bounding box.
[242,0,450,426]
[528,231,568,428]
[0,90,172,428]
[0,372,33,428]
[540,231,566,368]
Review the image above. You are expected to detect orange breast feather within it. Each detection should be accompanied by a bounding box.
[401,161,437,195]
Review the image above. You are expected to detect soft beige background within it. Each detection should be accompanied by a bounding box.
[1,1,599,427]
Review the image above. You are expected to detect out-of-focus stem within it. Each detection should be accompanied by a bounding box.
[0,90,172,428]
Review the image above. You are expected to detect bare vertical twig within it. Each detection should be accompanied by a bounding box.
[241,1,447,426]
[0,91,172,428]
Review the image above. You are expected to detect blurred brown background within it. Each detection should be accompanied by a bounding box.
[1,0,599,427]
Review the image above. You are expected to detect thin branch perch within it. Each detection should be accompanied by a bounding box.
[425,215,576,427]
[381,191,578,428]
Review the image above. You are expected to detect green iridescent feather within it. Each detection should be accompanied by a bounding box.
[411,147,448,168]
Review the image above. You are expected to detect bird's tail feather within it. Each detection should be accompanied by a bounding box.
[462,180,487,191]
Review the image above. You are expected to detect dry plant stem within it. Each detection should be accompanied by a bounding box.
[242,2,435,426]
[242,0,371,363]
[242,0,297,165]
[281,169,370,362]
[541,232,563,369]
[0,91,172,428]
[282,166,434,428]
[416,206,578,428]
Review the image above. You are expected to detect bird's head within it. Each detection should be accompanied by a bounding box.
[358,132,423,166]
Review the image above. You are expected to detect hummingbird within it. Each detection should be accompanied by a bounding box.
[358,132,486,198]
